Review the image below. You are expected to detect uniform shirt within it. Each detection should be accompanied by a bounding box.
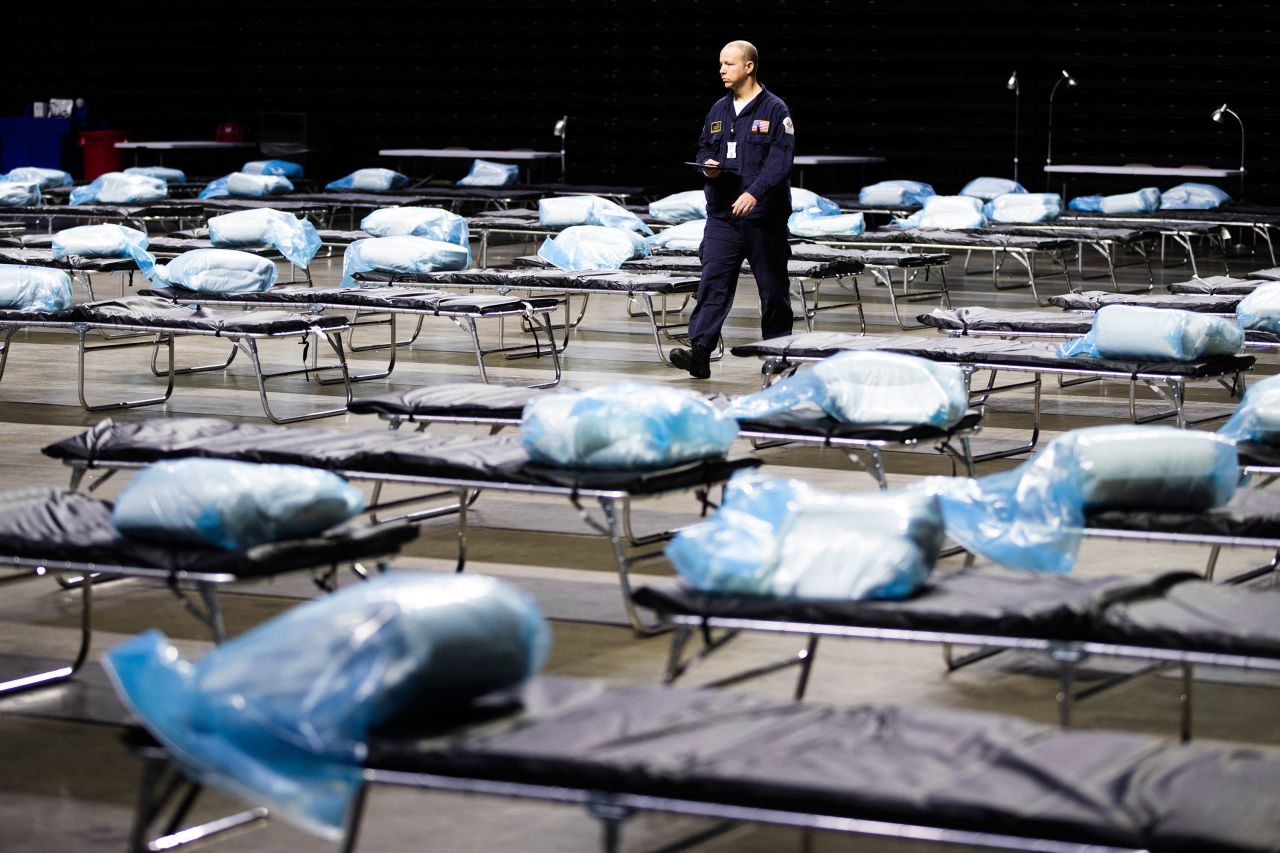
[695,86,795,222]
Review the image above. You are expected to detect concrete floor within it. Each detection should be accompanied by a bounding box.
[0,225,1277,852]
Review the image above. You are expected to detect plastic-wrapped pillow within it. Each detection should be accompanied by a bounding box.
[891,195,988,230]
[359,206,470,248]
[208,208,322,268]
[70,172,167,205]
[790,188,840,215]
[0,267,73,313]
[1235,282,1280,334]
[537,225,648,270]
[124,166,186,184]
[520,382,738,469]
[340,236,470,286]
[983,193,1062,224]
[857,179,935,207]
[198,172,294,200]
[1063,425,1238,510]
[456,158,518,187]
[1058,305,1243,361]
[726,351,967,428]
[648,190,707,223]
[959,177,1026,201]
[0,181,41,207]
[151,248,279,292]
[538,195,652,235]
[667,470,942,600]
[325,168,409,192]
[1068,187,1160,215]
[52,224,156,278]
[1,167,72,188]
[646,219,705,251]
[112,458,364,550]
[1219,374,1280,445]
[1160,182,1231,210]
[788,209,865,237]
[103,573,549,840]
[242,159,304,179]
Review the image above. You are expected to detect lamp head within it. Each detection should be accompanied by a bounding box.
[1006,71,1018,91]
[553,116,568,137]
[1061,69,1077,87]
[1211,103,1228,123]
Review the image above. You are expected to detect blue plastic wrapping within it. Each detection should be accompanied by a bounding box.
[520,382,738,469]
[983,193,1062,224]
[359,206,470,248]
[646,219,705,251]
[325,169,409,192]
[857,180,935,208]
[0,181,41,207]
[340,236,470,286]
[1160,182,1231,210]
[103,573,550,840]
[788,209,865,237]
[112,458,364,550]
[725,351,968,428]
[537,195,652,235]
[667,470,942,600]
[959,177,1026,201]
[1058,305,1243,361]
[456,158,519,187]
[913,425,1238,573]
[198,172,294,200]
[70,172,167,205]
[648,190,707,223]
[124,166,187,184]
[0,266,73,312]
[207,208,322,268]
[51,224,156,278]
[1235,282,1280,334]
[537,225,649,271]
[151,248,279,292]
[1219,374,1280,445]
[1,167,72,188]
[242,159,304,178]
[891,195,988,230]
[790,188,840,215]
[1068,187,1160,215]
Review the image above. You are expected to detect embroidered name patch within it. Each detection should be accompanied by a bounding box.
[751,119,770,133]
[710,120,722,133]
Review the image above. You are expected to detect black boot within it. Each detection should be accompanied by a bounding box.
[669,345,711,379]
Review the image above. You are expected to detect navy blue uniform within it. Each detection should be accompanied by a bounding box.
[687,86,795,351]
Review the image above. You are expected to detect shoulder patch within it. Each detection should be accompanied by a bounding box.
[710,120,722,134]
[783,116,794,135]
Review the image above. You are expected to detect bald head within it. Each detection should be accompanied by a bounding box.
[722,40,759,77]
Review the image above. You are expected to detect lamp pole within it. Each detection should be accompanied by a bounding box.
[1045,69,1077,191]
[1007,71,1020,184]
[1211,104,1245,201]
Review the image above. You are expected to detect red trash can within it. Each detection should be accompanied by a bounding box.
[79,130,129,181]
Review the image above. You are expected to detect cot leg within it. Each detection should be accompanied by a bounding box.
[1204,546,1221,582]
[199,583,227,644]
[597,497,669,637]
[455,488,471,573]
[662,626,695,684]
[1052,644,1086,728]
[0,326,14,384]
[793,636,820,700]
[78,329,176,412]
[587,802,632,853]
[242,332,353,424]
[1180,663,1194,743]
[0,570,93,695]
[340,782,370,853]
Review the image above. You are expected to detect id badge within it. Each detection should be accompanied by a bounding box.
[726,141,737,160]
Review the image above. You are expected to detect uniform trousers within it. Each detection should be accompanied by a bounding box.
[686,214,793,351]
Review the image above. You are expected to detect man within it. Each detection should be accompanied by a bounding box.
[670,40,795,379]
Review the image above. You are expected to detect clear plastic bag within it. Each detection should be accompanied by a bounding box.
[983,192,1062,224]
[103,573,550,840]
[537,195,652,235]
[207,208,322,268]
[646,219,705,250]
[456,158,518,187]
[52,224,156,278]
[790,188,840,215]
[112,458,364,550]
[70,172,167,205]
[1068,187,1160,215]
[857,179,935,207]
[1160,182,1231,210]
[0,181,40,207]
[0,266,73,312]
[960,177,1026,201]
[1235,282,1280,333]
[520,382,738,469]
[726,350,968,428]
[648,190,707,223]
[242,159,304,178]
[359,206,470,248]
[1219,373,1280,445]
[198,172,294,200]
[788,209,865,237]
[1058,305,1243,361]
[340,236,470,286]
[0,166,72,188]
[151,248,279,292]
[124,166,186,184]
[891,195,988,230]
[537,225,648,270]
[325,168,408,192]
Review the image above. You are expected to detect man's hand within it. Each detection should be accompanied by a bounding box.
[731,192,758,217]
[702,159,721,179]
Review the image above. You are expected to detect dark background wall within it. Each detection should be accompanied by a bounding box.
[8,0,1278,202]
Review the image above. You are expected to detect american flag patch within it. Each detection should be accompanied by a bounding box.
[751,119,770,133]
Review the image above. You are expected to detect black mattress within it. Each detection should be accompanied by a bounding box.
[731,332,1255,378]
[354,267,700,294]
[1087,488,1280,540]
[1167,276,1258,296]
[0,487,416,578]
[0,247,138,272]
[850,229,1076,250]
[201,199,331,215]
[146,236,278,257]
[171,227,371,245]
[1048,291,1242,313]
[1237,441,1280,469]
[656,242,952,268]
[142,285,559,315]
[367,675,1280,852]
[42,417,760,495]
[74,296,347,335]
[987,224,1152,244]
[1066,206,1280,226]
[1059,216,1221,237]
[920,307,1090,335]
[513,254,864,278]
[1248,267,1280,282]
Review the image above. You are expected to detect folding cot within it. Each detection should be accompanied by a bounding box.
[1062,206,1280,268]
[0,244,143,299]
[0,295,353,423]
[43,418,761,634]
[0,200,206,233]
[1170,273,1277,296]
[637,566,1280,739]
[165,224,371,258]
[980,223,1157,290]
[128,675,1280,853]
[142,284,563,387]
[200,197,337,228]
[346,382,981,489]
[468,208,658,267]
[0,487,419,696]
[731,332,1253,459]
[291,187,545,221]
